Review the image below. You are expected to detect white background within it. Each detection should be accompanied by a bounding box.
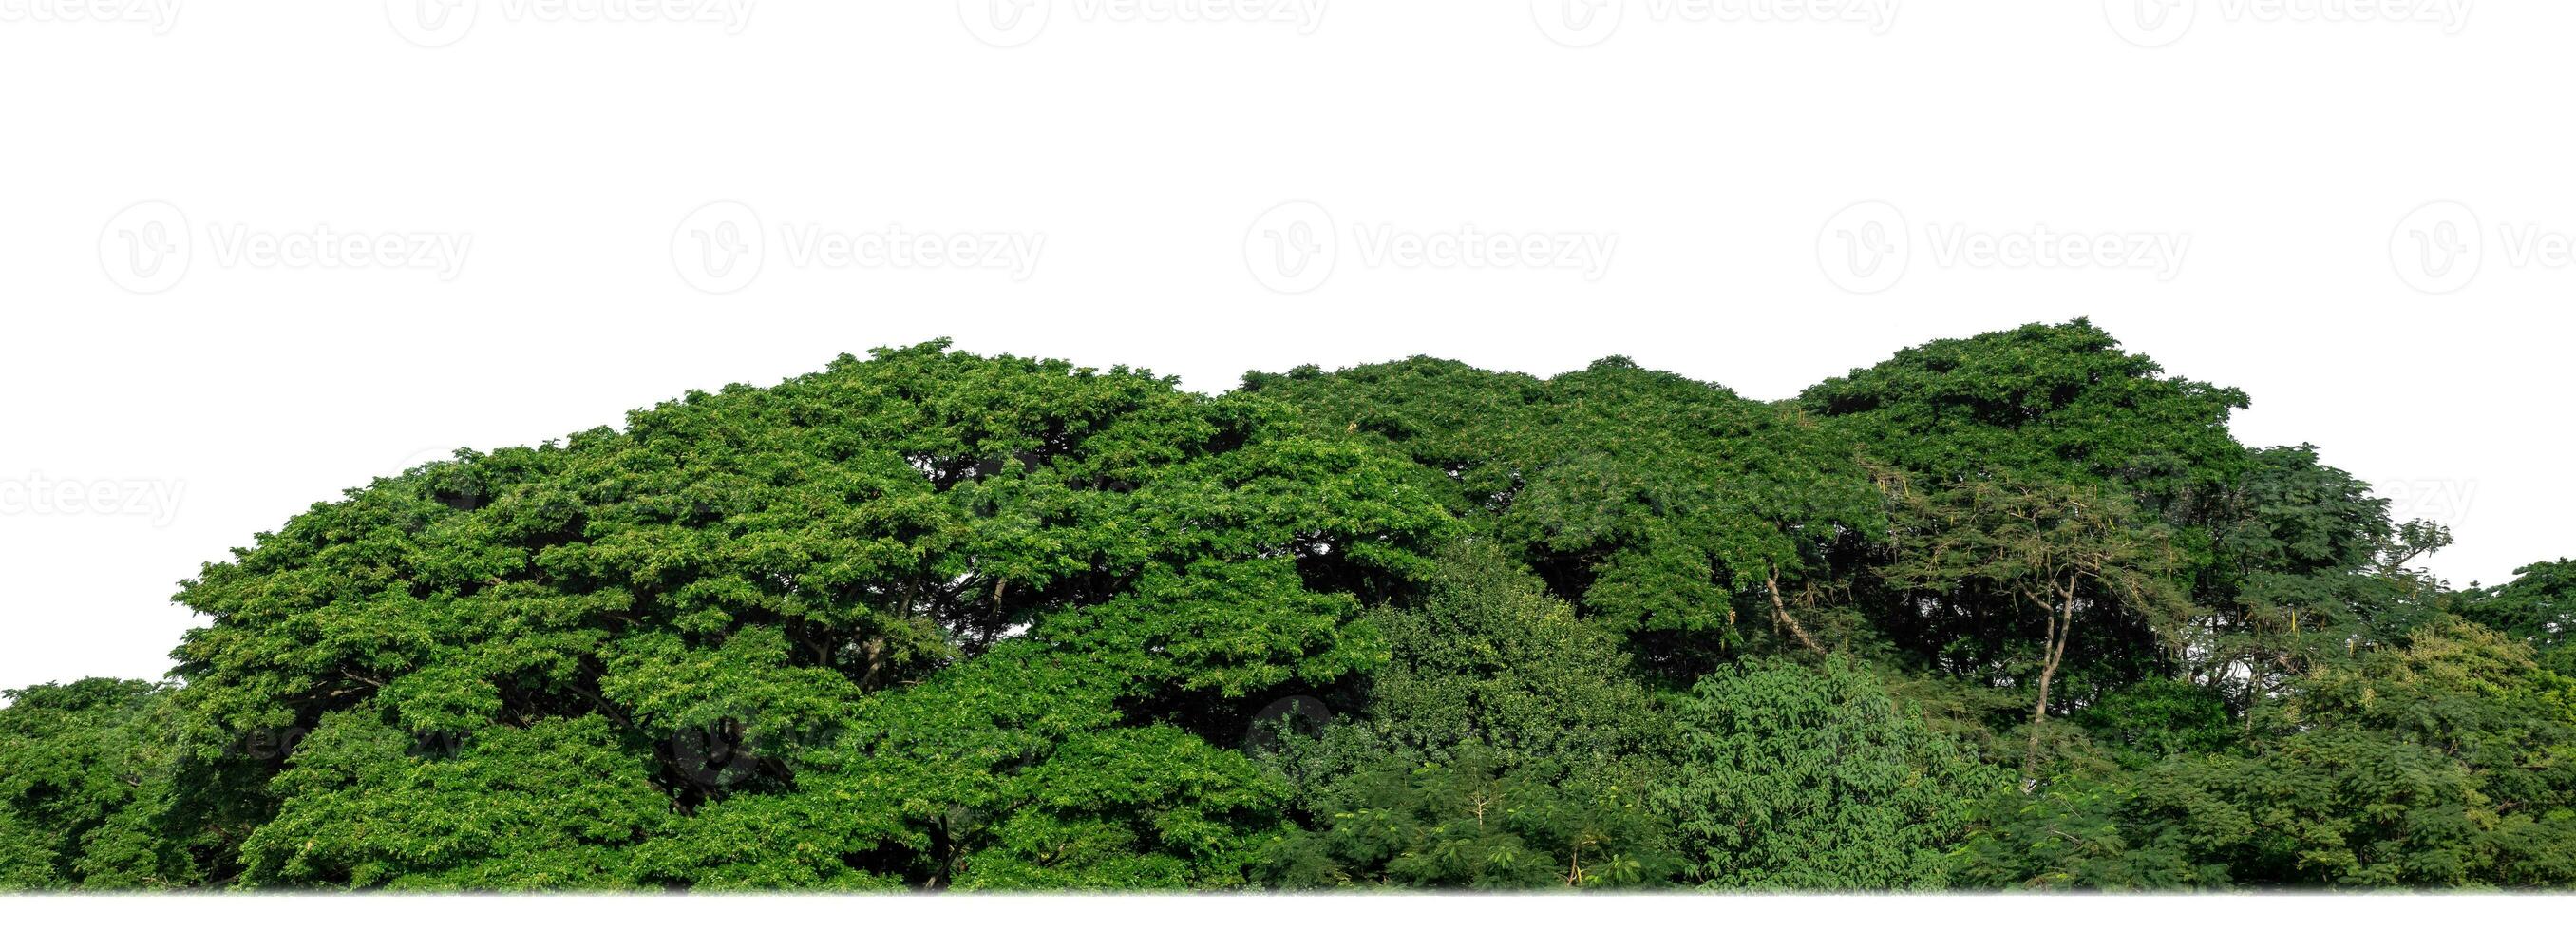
[2,0,2568,699]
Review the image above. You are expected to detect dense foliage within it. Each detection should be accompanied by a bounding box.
[5,321,2570,890]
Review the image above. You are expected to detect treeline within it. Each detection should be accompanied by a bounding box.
[5,320,2573,890]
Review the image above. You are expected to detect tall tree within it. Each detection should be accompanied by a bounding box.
[1882,477,2198,780]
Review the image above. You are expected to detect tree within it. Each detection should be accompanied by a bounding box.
[1315,542,1672,770]
[1798,319,2253,506]
[2462,559,2576,674]
[9,322,2575,892]
[1243,355,1885,680]
[1270,743,1671,889]
[1966,620,2576,888]
[1656,656,2004,889]
[1257,543,1678,889]
[0,679,215,889]
[149,341,1453,889]
[1881,477,2198,781]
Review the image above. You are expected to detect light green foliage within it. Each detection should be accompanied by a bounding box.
[2239,620,2576,885]
[1959,621,2576,888]
[1657,656,2003,889]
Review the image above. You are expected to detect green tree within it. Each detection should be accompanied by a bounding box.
[1319,542,1671,770]
[2462,559,2576,674]
[1656,656,2003,888]
[1959,620,2576,888]
[1259,543,1676,889]
[1244,356,1885,678]
[1881,478,2199,780]
[9,322,2575,893]
[1275,744,1670,889]
[0,679,217,889]
[152,342,1452,889]
[1798,319,2252,506]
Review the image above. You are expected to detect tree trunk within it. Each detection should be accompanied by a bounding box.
[2022,582,2075,786]
[1764,565,1828,656]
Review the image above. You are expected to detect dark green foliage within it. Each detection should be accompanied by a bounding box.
[4,323,2570,891]
[1272,744,1671,889]
[1797,319,2251,501]
[84,341,1450,890]
[2073,678,2236,764]
[1244,356,1885,676]
[2463,560,2576,675]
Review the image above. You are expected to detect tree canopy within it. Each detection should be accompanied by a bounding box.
[4,322,2567,891]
